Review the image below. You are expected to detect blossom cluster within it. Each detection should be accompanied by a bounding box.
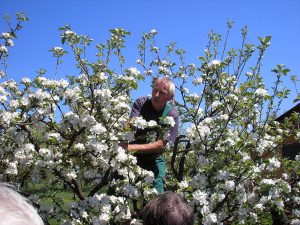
[0,63,157,223]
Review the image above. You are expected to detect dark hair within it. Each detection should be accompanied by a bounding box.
[142,192,194,225]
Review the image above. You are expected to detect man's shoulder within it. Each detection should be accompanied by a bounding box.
[134,96,150,106]
[135,96,149,102]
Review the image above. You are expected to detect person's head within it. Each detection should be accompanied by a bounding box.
[0,182,44,225]
[151,77,175,111]
[142,192,194,225]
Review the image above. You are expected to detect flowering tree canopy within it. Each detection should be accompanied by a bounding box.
[0,14,299,225]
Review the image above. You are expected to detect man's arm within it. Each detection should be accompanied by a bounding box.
[126,107,179,155]
[127,139,168,154]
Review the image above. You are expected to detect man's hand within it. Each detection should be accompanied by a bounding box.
[119,142,128,150]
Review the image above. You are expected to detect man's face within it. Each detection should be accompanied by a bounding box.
[151,80,171,111]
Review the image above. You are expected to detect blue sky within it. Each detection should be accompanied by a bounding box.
[1,0,300,116]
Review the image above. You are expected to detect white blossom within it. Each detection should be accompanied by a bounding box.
[225,180,235,191]
[123,131,135,142]
[290,219,300,225]
[34,89,50,101]
[134,116,148,129]
[1,32,11,38]
[203,117,213,125]
[122,184,139,197]
[158,66,170,75]
[7,39,14,47]
[47,132,61,140]
[178,180,189,189]
[114,101,131,112]
[267,157,281,170]
[188,93,200,101]
[21,77,31,84]
[9,99,19,108]
[254,203,264,210]
[211,101,222,109]
[208,59,221,68]
[128,67,140,77]
[182,87,189,94]
[24,143,35,152]
[65,30,75,36]
[147,120,157,127]
[199,125,211,138]
[192,190,208,205]
[65,112,80,126]
[151,46,159,52]
[0,86,6,95]
[296,131,300,139]
[0,45,8,53]
[96,72,108,81]
[130,219,142,225]
[74,143,85,150]
[145,69,153,75]
[6,161,18,175]
[219,114,229,121]
[87,140,108,154]
[192,77,203,85]
[262,179,276,185]
[203,213,217,225]
[139,169,154,185]
[217,170,230,181]
[0,111,19,126]
[58,79,69,88]
[276,199,284,209]
[65,87,81,101]
[90,123,107,134]
[80,114,96,127]
[39,148,53,159]
[163,116,175,127]
[94,88,112,101]
[254,88,269,97]
[53,46,63,51]
[20,96,30,106]
[66,170,77,180]
[98,212,110,223]
[115,147,128,163]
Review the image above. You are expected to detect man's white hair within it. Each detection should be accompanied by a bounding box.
[155,77,176,98]
[0,182,44,225]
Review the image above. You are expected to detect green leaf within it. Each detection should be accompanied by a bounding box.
[264,36,272,43]
[282,68,291,76]
[62,37,66,45]
[198,56,207,62]
[293,95,300,103]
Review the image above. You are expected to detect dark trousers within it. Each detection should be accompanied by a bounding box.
[137,156,166,193]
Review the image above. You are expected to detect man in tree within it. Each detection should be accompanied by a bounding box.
[124,77,179,193]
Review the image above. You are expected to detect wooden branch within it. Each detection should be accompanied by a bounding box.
[171,135,190,181]
[53,169,85,200]
[88,167,111,197]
